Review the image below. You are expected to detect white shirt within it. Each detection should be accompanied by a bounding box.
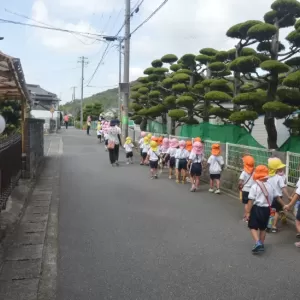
[107,126,121,145]
[147,149,160,161]
[160,146,169,154]
[248,181,278,207]
[124,143,134,153]
[166,148,177,157]
[189,152,204,163]
[267,174,286,197]
[142,143,150,153]
[139,138,144,149]
[239,171,255,192]
[175,148,189,159]
[207,155,224,174]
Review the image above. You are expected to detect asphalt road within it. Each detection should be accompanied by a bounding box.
[57,128,300,300]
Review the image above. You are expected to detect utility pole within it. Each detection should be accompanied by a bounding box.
[71,86,77,101]
[78,56,88,129]
[122,0,131,139]
[118,40,122,122]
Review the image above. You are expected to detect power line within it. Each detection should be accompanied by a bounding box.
[131,0,169,36]
[4,9,99,45]
[0,18,113,40]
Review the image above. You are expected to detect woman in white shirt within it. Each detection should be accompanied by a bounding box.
[107,120,122,166]
[187,141,204,192]
[175,140,190,184]
[247,165,279,254]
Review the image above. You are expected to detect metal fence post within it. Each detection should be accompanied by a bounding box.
[225,142,229,167]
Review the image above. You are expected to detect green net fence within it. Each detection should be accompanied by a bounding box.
[180,123,265,148]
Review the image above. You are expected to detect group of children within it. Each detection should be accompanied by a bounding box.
[238,155,300,253]
[135,131,225,193]
[97,126,300,254]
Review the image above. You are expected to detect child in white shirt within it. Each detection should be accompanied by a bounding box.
[141,137,150,165]
[139,132,146,165]
[175,140,190,184]
[267,158,290,233]
[239,155,255,222]
[207,144,224,194]
[166,138,178,179]
[123,137,134,164]
[247,165,279,254]
[187,141,204,192]
[147,141,160,179]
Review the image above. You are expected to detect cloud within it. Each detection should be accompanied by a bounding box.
[30,0,104,54]
[42,0,123,15]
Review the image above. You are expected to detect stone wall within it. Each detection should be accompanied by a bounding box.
[23,118,45,179]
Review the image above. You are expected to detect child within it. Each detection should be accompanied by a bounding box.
[104,124,109,151]
[161,138,170,168]
[289,178,300,239]
[239,155,255,222]
[97,121,102,142]
[139,132,146,165]
[267,158,290,233]
[187,141,204,192]
[175,140,190,184]
[147,140,160,179]
[166,138,178,179]
[247,165,279,254]
[124,137,134,164]
[185,140,193,183]
[141,136,150,165]
[207,144,224,194]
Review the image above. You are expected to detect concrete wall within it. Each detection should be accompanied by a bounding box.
[23,118,45,179]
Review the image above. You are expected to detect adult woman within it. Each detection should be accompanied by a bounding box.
[107,119,122,166]
[86,116,91,135]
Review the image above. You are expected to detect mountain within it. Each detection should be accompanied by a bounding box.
[60,87,119,115]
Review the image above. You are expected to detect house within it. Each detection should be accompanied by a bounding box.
[27,84,60,111]
[27,84,61,131]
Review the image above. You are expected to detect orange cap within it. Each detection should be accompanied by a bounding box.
[186,140,193,152]
[243,155,255,174]
[253,165,269,181]
[211,144,221,156]
[194,137,201,142]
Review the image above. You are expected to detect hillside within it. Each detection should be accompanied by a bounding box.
[60,87,118,115]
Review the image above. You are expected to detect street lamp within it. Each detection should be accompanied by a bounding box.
[0,115,6,134]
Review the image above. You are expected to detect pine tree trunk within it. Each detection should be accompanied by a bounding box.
[161,113,168,134]
[203,64,211,122]
[140,118,147,131]
[264,24,280,149]
[171,119,176,135]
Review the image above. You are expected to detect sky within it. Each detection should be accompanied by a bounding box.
[0,0,293,104]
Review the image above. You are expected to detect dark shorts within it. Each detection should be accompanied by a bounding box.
[149,160,158,169]
[169,157,176,169]
[105,139,108,146]
[140,149,143,156]
[296,206,300,221]
[190,163,202,176]
[142,152,147,160]
[242,191,249,204]
[126,151,133,158]
[177,159,187,171]
[248,205,270,231]
[210,174,221,180]
[271,197,283,213]
[163,154,169,162]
